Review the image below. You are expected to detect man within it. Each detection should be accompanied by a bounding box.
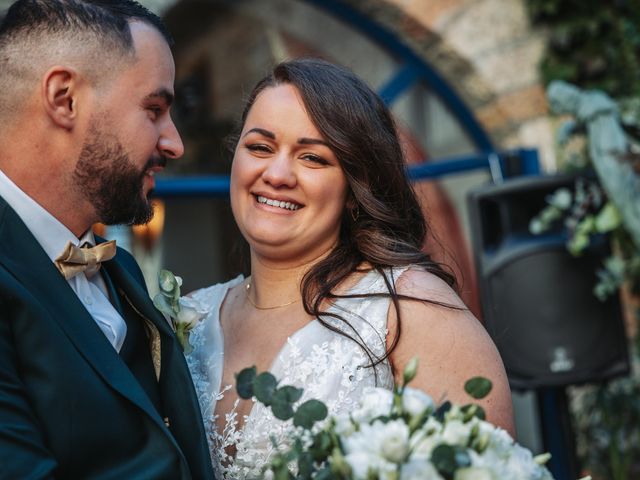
[0,1,214,478]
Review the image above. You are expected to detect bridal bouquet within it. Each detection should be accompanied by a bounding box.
[237,359,561,480]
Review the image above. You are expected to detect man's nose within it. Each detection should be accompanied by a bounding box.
[158,117,184,159]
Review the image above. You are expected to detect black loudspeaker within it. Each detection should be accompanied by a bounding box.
[467,175,630,389]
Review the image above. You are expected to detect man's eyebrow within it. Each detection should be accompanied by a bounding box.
[243,127,275,139]
[144,89,174,106]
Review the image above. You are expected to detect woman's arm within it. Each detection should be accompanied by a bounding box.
[387,267,516,437]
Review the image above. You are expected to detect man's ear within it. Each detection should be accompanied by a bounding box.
[42,66,80,130]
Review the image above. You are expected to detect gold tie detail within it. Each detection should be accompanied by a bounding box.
[55,240,116,280]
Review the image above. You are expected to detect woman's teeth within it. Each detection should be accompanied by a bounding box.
[257,195,301,211]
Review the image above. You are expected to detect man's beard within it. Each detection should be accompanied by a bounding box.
[73,125,165,226]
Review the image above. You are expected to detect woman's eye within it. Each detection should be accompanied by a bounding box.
[302,154,329,165]
[246,144,272,153]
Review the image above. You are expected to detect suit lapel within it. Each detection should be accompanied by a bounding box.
[101,251,212,477]
[101,258,167,380]
[0,199,180,449]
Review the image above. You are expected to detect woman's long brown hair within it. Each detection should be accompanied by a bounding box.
[236,58,458,376]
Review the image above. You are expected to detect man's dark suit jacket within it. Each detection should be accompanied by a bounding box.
[0,195,214,479]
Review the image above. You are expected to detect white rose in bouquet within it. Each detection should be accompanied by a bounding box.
[402,387,435,418]
[352,386,394,423]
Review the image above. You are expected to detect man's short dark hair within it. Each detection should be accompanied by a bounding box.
[0,0,173,119]
[0,0,172,52]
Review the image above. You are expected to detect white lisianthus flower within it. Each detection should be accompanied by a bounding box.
[409,429,442,460]
[501,444,548,479]
[334,414,356,437]
[441,419,472,445]
[345,451,378,479]
[400,459,444,480]
[402,387,434,417]
[379,420,410,463]
[352,387,393,422]
[343,423,382,456]
[454,467,495,480]
[378,460,400,480]
[176,296,208,328]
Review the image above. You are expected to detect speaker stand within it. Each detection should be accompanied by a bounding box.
[537,387,580,480]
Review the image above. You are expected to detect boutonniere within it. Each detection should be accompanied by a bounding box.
[152,269,207,354]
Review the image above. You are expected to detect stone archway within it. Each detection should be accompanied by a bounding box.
[145,0,554,169]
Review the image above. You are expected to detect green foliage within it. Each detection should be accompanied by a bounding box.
[235,360,513,479]
[235,366,256,399]
[294,400,328,429]
[526,0,640,98]
[431,444,472,477]
[531,74,640,477]
[571,354,640,480]
[464,377,493,400]
[254,372,278,405]
[153,269,182,317]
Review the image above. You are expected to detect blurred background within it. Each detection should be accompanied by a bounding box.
[2,0,638,478]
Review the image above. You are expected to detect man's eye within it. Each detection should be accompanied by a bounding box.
[148,106,163,117]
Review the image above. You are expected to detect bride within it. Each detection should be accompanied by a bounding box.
[186,58,514,479]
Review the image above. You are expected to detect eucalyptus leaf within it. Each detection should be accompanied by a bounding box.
[314,466,334,480]
[464,377,493,399]
[431,444,457,476]
[273,464,293,480]
[432,444,472,477]
[294,399,328,429]
[271,399,295,420]
[568,232,590,255]
[152,293,174,316]
[236,366,257,399]
[297,452,314,480]
[275,385,304,404]
[595,201,622,232]
[254,372,278,405]
[310,431,333,461]
[158,269,180,296]
[434,401,451,422]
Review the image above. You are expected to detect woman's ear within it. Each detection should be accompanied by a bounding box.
[42,66,79,130]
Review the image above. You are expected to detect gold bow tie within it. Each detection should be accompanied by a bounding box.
[55,240,116,280]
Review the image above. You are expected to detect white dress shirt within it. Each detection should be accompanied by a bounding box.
[0,169,127,351]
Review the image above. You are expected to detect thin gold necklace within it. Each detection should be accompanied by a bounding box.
[245,281,299,310]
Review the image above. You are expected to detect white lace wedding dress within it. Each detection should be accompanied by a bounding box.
[187,267,407,479]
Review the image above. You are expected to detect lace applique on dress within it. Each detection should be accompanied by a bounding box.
[187,268,407,479]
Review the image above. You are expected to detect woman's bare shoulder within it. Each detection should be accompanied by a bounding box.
[389,265,515,434]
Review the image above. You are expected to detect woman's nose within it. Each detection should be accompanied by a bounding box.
[261,154,296,188]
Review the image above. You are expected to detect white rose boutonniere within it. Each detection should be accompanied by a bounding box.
[152,269,207,354]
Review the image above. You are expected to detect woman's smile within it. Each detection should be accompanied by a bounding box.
[254,193,302,211]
